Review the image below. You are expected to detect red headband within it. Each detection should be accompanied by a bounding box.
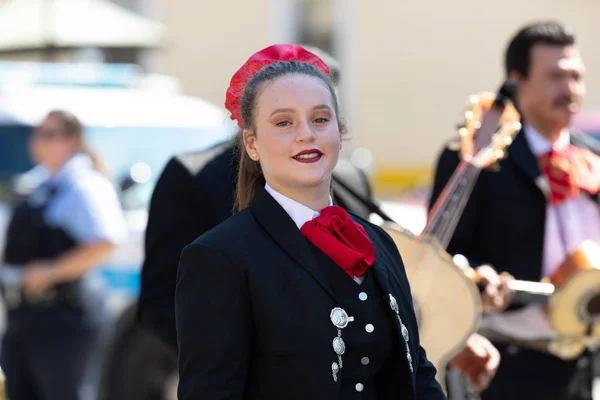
[225,44,331,128]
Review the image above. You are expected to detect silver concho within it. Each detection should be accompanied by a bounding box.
[332,362,340,373]
[401,324,409,342]
[330,307,353,382]
[389,294,399,314]
[332,337,346,355]
[330,307,350,329]
[389,294,414,372]
[332,362,340,382]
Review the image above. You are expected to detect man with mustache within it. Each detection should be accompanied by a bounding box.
[429,21,600,399]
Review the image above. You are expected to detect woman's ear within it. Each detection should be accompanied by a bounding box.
[243,129,259,161]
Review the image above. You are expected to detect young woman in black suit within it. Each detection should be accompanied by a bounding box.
[174,44,446,400]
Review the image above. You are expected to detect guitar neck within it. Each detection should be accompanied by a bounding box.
[461,263,554,306]
[509,280,554,306]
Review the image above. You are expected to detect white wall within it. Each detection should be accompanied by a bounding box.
[154,0,600,192]
[156,0,299,111]
[347,1,600,190]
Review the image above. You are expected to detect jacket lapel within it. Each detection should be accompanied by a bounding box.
[508,129,550,200]
[249,187,344,306]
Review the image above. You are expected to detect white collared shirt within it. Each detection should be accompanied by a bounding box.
[264,183,363,284]
[30,153,128,245]
[523,124,600,277]
[264,183,333,229]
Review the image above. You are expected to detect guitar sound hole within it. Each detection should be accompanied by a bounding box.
[586,294,600,317]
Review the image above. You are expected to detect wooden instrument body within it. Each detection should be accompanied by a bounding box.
[375,82,518,392]
[381,224,481,391]
[538,241,600,358]
[477,240,600,360]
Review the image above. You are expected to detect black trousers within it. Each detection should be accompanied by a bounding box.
[481,344,590,400]
[1,307,102,400]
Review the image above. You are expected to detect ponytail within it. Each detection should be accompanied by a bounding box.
[234,131,264,211]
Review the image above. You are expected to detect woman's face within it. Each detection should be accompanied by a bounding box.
[29,115,79,170]
[243,74,341,197]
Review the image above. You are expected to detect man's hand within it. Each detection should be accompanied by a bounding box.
[477,265,515,313]
[448,333,500,391]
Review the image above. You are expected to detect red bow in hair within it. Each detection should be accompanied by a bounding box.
[224,44,330,128]
[300,206,376,278]
[537,145,600,206]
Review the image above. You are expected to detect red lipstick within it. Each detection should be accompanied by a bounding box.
[292,149,323,163]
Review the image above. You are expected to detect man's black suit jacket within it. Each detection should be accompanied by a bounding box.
[138,139,375,350]
[428,129,600,283]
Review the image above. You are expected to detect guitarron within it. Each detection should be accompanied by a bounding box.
[382,80,521,391]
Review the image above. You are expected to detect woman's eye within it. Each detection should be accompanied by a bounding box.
[276,120,291,127]
[314,117,330,124]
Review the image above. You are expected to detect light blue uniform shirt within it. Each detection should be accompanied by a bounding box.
[29,153,128,245]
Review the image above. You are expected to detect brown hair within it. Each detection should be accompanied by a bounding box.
[46,110,107,175]
[234,61,346,211]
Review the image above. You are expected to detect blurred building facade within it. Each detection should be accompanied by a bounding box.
[147,0,600,193]
[2,0,600,194]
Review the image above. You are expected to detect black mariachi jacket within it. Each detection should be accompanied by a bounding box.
[175,188,445,400]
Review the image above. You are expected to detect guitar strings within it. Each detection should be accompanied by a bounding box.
[405,137,498,282]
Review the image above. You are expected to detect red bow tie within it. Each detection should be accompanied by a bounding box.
[300,206,375,278]
[537,145,600,206]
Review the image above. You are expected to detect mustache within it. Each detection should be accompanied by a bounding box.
[553,95,576,107]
